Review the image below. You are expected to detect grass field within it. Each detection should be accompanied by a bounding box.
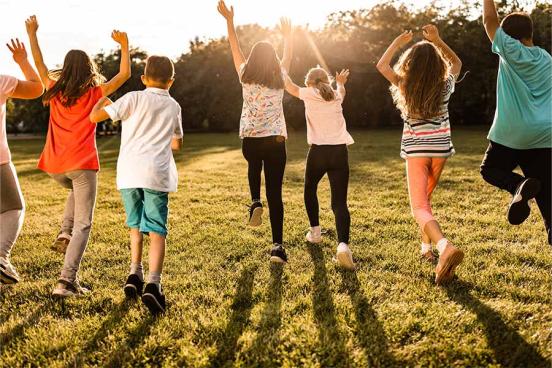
[0,129,550,367]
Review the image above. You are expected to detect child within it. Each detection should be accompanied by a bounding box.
[25,15,130,297]
[377,25,464,285]
[480,0,551,244]
[217,1,293,263]
[283,67,356,270]
[90,56,183,315]
[0,39,43,284]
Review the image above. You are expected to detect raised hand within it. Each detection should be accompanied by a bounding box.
[393,30,413,48]
[422,25,440,43]
[217,0,234,21]
[25,15,39,35]
[279,17,292,38]
[336,69,350,85]
[6,39,28,64]
[111,30,128,46]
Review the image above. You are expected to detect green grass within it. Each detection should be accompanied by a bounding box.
[1,129,550,367]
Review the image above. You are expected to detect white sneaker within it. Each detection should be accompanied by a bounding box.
[335,243,355,270]
[0,257,20,284]
[52,279,90,298]
[306,227,322,244]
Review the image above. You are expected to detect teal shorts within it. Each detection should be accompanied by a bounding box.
[120,188,169,237]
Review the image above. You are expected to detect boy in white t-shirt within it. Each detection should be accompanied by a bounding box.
[90,56,183,315]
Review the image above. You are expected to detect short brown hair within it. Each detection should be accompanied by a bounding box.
[145,56,175,83]
[501,12,533,41]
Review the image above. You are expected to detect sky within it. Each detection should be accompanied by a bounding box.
[0,0,514,77]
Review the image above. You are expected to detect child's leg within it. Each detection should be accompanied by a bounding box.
[242,138,263,202]
[0,163,25,261]
[148,232,166,283]
[50,173,75,236]
[327,147,350,245]
[480,141,522,195]
[129,228,144,279]
[421,158,447,249]
[304,147,326,229]
[141,189,169,284]
[264,140,287,245]
[121,189,146,279]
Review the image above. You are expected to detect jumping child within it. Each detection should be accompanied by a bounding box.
[283,67,356,270]
[217,0,293,263]
[377,25,464,285]
[90,55,183,315]
[0,39,43,284]
[25,15,130,297]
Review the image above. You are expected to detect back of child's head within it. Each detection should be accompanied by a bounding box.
[241,41,284,90]
[501,12,533,41]
[43,49,105,107]
[305,67,335,102]
[391,41,449,118]
[144,55,175,85]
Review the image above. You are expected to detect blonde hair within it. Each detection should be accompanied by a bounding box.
[391,41,450,119]
[305,67,335,102]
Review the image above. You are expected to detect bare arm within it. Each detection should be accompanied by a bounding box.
[283,74,300,98]
[423,25,462,77]
[279,18,293,72]
[483,0,500,42]
[335,69,350,100]
[376,31,412,86]
[6,39,43,99]
[217,0,245,74]
[171,137,183,151]
[100,31,131,97]
[89,96,113,123]
[25,15,52,89]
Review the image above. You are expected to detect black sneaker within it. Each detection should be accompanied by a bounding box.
[124,274,144,299]
[248,202,263,227]
[508,178,541,225]
[270,244,288,263]
[141,283,166,315]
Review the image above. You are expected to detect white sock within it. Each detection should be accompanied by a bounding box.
[421,242,432,254]
[311,226,321,236]
[148,271,162,285]
[130,262,144,281]
[0,209,24,259]
[436,238,448,255]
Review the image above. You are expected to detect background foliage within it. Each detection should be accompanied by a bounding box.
[6,0,551,133]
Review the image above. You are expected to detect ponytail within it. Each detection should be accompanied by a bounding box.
[314,78,335,102]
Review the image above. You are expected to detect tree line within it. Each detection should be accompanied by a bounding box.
[7,0,551,134]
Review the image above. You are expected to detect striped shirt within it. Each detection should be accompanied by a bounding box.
[400,75,456,159]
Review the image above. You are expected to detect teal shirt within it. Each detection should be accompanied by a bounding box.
[488,28,552,149]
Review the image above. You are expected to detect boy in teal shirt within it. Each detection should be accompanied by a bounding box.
[480,0,552,244]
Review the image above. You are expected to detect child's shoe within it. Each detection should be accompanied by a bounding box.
[124,274,144,299]
[0,257,20,284]
[142,283,166,315]
[335,243,355,270]
[52,279,90,298]
[248,202,263,227]
[435,243,464,285]
[306,227,322,244]
[270,244,288,263]
[508,178,540,225]
[51,233,71,254]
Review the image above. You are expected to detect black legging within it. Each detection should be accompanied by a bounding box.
[242,136,286,244]
[304,144,350,244]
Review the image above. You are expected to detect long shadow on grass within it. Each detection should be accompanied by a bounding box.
[337,270,398,367]
[243,263,283,367]
[308,244,352,367]
[445,280,548,367]
[0,301,49,354]
[211,264,257,367]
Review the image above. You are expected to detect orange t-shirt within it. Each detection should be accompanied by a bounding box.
[37,85,103,174]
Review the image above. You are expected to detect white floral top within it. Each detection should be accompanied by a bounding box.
[239,64,287,139]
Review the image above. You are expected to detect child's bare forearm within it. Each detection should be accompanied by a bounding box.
[119,42,131,79]
[377,41,400,69]
[171,138,183,151]
[17,59,41,83]
[483,0,499,25]
[434,38,461,66]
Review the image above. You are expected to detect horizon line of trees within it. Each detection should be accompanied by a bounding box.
[6,0,552,134]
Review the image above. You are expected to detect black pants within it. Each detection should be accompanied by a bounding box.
[304,144,350,244]
[242,136,287,244]
[480,140,551,243]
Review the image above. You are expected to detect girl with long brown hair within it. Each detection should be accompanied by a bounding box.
[25,15,131,297]
[217,1,292,264]
[377,25,464,285]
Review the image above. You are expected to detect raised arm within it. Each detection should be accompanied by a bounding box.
[376,31,412,86]
[6,39,43,99]
[422,25,462,77]
[25,15,52,89]
[89,96,113,123]
[279,18,293,72]
[283,73,300,98]
[483,0,500,42]
[335,69,350,100]
[100,31,131,97]
[217,0,245,74]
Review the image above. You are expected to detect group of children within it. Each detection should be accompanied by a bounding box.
[0,0,550,315]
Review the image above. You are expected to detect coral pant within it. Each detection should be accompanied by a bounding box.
[406,157,447,230]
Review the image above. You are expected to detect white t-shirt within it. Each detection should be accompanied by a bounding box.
[0,75,18,165]
[105,88,183,192]
[239,64,287,139]
[298,87,354,146]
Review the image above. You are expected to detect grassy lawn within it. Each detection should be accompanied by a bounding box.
[0,129,550,367]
